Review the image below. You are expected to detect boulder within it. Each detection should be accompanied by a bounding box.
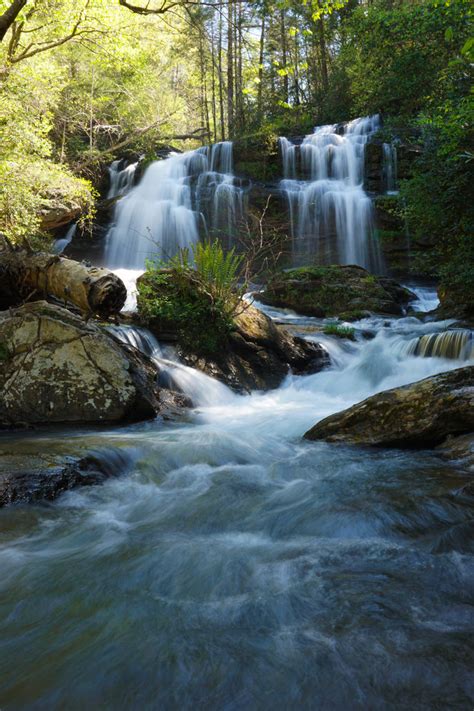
[137,268,328,392]
[259,265,415,320]
[304,367,474,447]
[183,303,328,391]
[0,301,180,427]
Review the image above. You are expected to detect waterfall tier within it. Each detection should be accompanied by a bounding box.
[279,115,383,271]
[105,142,247,270]
[406,330,474,361]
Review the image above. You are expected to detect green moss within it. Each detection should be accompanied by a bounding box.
[0,343,10,361]
[137,242,243,356]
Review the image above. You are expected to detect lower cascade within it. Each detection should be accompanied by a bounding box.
[406,329,474,360]
[105,141,247,270]
[279,115,383,271]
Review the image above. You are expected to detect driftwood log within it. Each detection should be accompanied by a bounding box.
[0,249,126,317]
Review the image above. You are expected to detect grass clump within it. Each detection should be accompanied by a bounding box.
[137,241,244,356]
[323,323,356,340]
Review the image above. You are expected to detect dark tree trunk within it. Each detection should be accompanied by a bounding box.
[0,0,27,42]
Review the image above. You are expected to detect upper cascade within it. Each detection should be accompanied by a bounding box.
[279,115,383,272]
[105,141,247,270]
[107,159,139,199]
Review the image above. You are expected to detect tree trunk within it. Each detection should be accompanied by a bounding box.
[0,249,127,317]
[257,14,265,120]
[0,0,27,42]
[218,12,226,140]
[318,17,328,93]
[280,9,289,103]
[227,0,234,137]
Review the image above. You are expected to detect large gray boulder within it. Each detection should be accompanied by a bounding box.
[304,367,474,447]
[0,301,168,427]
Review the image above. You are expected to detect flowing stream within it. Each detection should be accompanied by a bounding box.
[1,288,474,709]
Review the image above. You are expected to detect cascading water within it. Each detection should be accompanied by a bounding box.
[279,115,383,271]
[406,329,474,360]
[1,285,473,708]
[382,142,398,194]
[105,142,247,271]
[52,222,77,255]
[107,159,139,199]
[108,324,234,407]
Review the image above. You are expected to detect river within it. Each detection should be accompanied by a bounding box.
[1,287,473,709]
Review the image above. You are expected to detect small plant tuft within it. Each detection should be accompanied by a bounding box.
[323,323,356,340]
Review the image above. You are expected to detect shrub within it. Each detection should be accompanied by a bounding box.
[138,241,245,356]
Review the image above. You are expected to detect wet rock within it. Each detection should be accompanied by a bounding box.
[437,433,474,472]
[182,303,328,392]
[0,301,181,427]
[304,367,474,447]
[0,449,134,507]
[259,265,415,320]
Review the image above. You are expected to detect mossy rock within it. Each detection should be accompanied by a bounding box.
[259,264,415,319]
[233,131,280,183]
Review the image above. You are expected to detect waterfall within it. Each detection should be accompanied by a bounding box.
[105,142,247,270]
[107,324,234,406]
[406,330,474,361]
[52,222,77,254]
[279,115,383,272]
[382,142,398,194]
[107,159,139,199]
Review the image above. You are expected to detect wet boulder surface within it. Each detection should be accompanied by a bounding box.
[258,264,415,320]
[305,367,474,447]
[0,448,135,507]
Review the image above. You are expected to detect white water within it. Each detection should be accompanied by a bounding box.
[107,159,139,199]
[52,222,77,255]
[2,286,473,708]
[383,142,398,194]
[105,142,246,270]
[280,116,383,271]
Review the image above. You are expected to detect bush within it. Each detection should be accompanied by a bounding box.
[137,241,244,355]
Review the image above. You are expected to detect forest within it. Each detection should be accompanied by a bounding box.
[0,0,473,708]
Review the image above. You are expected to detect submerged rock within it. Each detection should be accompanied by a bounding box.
[0,448,134,507]
[259,265,415,320]
[304,367,474,447]
[183,303,328,391]
[0,301,183,427]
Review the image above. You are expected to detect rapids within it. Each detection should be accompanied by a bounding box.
[1,288,473,709]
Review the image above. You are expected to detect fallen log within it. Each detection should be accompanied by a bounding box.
[0,248,126,317]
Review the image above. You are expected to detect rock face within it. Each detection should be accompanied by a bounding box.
[304,367,474,447]
[259,265,415,320]
[0,301,166,427]
[183,303,328,391]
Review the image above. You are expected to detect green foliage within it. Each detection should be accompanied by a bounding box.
[138,241,244,355]
[338,0,472,117]
[323,323,355,340]
[400,93,474,306]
